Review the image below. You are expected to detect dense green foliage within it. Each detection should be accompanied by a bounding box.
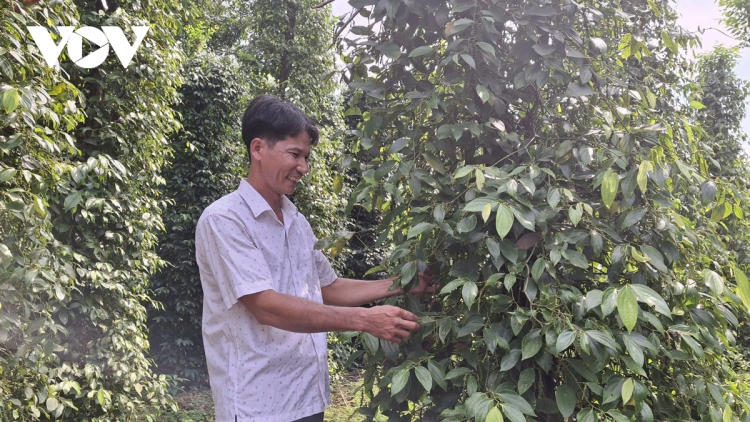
[339,0,750,420]
[149,53,248,385]
[720,0,750,45]
[0,0,182,419]
[695,47,750,267]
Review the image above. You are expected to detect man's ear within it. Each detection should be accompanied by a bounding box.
[249,138,265,162]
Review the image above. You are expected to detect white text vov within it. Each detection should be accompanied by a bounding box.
[27,26,149,69]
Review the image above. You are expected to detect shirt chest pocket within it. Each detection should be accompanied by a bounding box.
[290,248,322,303]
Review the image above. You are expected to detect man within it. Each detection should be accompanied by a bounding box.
[195,95,435,422]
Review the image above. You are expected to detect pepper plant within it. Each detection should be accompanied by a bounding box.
[340,0,750,420]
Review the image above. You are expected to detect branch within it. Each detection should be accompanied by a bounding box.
[313,0,335,8]
[333,7,363,42]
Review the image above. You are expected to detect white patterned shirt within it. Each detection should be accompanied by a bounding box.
[195,180,338,422]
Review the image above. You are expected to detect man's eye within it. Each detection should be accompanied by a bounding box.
[291,153,299,158]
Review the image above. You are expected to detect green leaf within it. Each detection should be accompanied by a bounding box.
[735,267,750,311]
[637,160,653,193]
[462,282,478,309]
[621,208,647,228]
[568,204,583,226]
[448,18,473,35]
[622,378,634,404]
[0,168,16,182]
[495,204,514,238]
[457,313,484,337]
[487,407,505,422]
[586,330,619,350]
[422,152,446,174]
[498,392,535,415]
[361,332,379,354]
[531,258,545,281]
[562,249,588,269]
[428,360,447,390]
[555,384,576,418]
[566,82,597,97]
[500,349,520,371]
[46,397,59,413]
[723,405,733,422]
[333,175,343,194]
[401,261,417,285]
[476,85,492,103]
[408,46,433,57]
[457,215,477,233]
[2,88,20,113]
[533,43,556,56]
[640,245,668,272]
[623,336,645,368]
[377,42,402,59]
[689,100,706,109]
[617,285,638,332]
[391,369,410,395]
[501,404,526,422]
[703,270,725,295]
[521,331,542,360]
[434,204,446,223]
[482,203,492,223]
[408,222,434,238]
[661,30,678,53]
[461,52,475,68]
[700,181,718,205]
[64,192,82,211]
[440,278,466,294]
[601,169,619,208]
[556,330,576,354]
[630,284,671,317]
[547,187,561,208]
[465,198,496,212]
[517,368,535,395]
[414,366,432,392]
[466,392,494,421]
[577,408,596,422]
[389,137,409,153]
[454,165,475,179]
[510,206,535,230]
[444,367,472,380]
[601,288,617,316]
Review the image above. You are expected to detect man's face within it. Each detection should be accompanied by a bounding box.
[255,132,311,196]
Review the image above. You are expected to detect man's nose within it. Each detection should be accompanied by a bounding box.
[298,159,309,175]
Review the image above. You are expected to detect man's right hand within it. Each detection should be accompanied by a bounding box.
[360,305,420,343]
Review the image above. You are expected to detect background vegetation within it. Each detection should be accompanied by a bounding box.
[1,0,749,421]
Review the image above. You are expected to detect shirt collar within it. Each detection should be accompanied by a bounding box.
[238,179,298,219]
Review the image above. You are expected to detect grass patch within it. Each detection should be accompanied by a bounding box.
[156,371,375,421]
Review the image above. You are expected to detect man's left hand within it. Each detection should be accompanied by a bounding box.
[407,267,438,296]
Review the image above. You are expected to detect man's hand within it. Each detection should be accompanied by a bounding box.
[360,305,420,343]
[406,267,438,296]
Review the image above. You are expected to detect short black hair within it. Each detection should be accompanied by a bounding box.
[241,95,319,162]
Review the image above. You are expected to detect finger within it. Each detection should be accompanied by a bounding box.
[399,310,419,322]
[396,320,420,332]
[394,329,412,340]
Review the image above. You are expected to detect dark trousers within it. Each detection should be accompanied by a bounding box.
[293,413,324,422]
[235,413,324,422]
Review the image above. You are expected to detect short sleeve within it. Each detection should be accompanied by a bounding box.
[313,250,338,288]
[196,213,274,310]
[298,216,338,287]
